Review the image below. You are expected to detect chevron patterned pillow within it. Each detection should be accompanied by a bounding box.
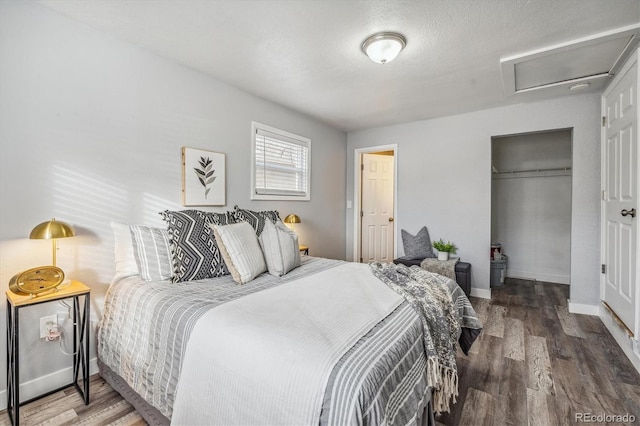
[160,210,236,282]
[232,206,281,237]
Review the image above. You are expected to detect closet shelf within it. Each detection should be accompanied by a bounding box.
[493,166,572,174]
[492,166,572,179]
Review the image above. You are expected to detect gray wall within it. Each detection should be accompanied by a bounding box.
[347,93,601,303]
[0,1,346,401]
[491,130,573,284]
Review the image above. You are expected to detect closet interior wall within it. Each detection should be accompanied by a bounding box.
[491,129,573,285]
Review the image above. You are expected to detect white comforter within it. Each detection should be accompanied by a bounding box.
[171,262,404,425]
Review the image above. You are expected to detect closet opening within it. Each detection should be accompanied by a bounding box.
[490,128,573,288]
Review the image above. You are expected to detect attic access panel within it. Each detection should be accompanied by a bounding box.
[501,24,640,95]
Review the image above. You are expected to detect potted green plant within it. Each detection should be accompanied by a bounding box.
[432,239,457,261]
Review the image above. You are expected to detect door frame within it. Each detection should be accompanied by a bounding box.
[600,48,639,341]
[353,144,398,262]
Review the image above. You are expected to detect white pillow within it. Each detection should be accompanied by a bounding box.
[130,225,173,281]
[259,219,301,277]
[110,221,139,280]
[210,222,266,284]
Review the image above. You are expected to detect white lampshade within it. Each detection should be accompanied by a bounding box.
[362,32,407,64]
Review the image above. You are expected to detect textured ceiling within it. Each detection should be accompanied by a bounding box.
[38,0,640,132]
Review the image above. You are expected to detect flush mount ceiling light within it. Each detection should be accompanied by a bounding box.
[362,32,406,64]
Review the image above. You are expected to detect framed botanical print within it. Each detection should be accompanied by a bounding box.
[182,147,226,206]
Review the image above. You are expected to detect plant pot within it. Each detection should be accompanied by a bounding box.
[437,251,449,261]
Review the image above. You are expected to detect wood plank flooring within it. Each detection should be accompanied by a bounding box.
[438,278,640,426]
[0,375,145,426]
[1,277,638,425]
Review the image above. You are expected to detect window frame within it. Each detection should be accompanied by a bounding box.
[251,121,311,201]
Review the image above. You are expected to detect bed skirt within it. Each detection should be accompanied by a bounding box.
[98,359,170,426]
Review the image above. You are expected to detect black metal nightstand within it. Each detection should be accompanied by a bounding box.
[6,281,90,425]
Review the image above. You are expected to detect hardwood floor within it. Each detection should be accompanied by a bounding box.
[0,375,145,426]
[438,278,640,426]
[1,277,638,425]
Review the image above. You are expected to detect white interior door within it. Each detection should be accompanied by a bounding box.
[603,58,638,331]
[361,153,394,263]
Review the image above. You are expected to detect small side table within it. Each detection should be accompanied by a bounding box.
[299,245,309,255]
[6,281,90,425]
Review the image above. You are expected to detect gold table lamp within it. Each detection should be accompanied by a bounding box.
[283,214,301,231]
[9,218,76,295]
[30,218,76,267]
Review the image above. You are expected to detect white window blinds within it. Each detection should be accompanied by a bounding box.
[253,124,310,200]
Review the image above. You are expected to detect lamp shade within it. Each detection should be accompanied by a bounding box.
[362,32,406,64]
[30,218,75,240]
[283,214,301,224]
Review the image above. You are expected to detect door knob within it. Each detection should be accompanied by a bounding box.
[388,217,394,222]
[621,208,636,218]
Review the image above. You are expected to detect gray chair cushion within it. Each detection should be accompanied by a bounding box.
[401,226,436,260]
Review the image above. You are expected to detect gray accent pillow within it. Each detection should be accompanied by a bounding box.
[401,226,436,260]
[130,225,173,281]
[259,219,301,277]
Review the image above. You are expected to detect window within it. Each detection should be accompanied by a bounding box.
[251,122,311,200]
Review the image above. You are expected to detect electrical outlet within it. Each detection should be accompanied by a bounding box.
[40,315,57,339]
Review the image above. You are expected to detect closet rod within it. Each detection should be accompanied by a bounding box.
[494,166,572,174]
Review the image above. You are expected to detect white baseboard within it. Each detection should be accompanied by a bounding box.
[567,300,600,316]
[470,288,491,299]
[507,270,570,285]
[0,357,99,410]
[599,311,640,375]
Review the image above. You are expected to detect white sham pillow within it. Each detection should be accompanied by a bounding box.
[130,225,173,281]
[259,219,301,277]
[110,221,139,280]
[210,222,266,284]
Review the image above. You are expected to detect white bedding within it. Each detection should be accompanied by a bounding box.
[171,262,404,425]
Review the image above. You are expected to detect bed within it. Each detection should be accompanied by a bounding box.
[97,209,481,425]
